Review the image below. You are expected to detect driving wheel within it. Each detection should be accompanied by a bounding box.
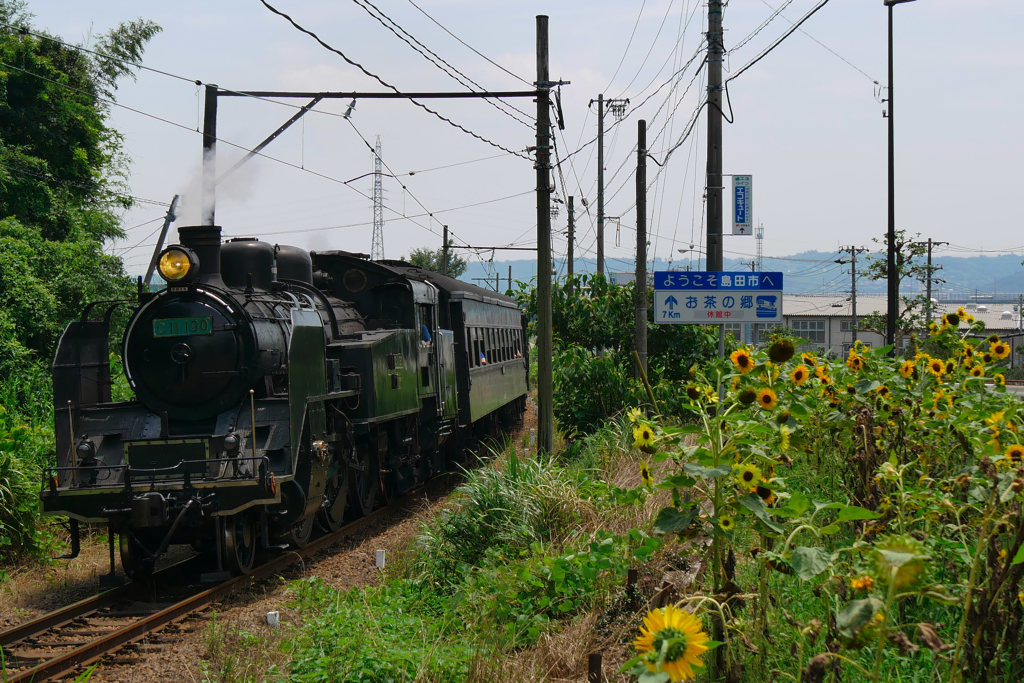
[223,512,257,575]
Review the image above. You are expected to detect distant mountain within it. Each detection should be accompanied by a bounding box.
[461,251,1024,301]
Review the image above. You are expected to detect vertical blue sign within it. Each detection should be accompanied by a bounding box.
[733,175,752,235]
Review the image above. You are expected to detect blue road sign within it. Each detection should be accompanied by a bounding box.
[653,271,783,324]
[733,175,752,235]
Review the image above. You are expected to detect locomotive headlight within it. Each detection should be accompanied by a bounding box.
[158,247,198,282]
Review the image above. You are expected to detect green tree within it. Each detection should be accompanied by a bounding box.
[0,1,161,417]
[858,229,936,351]
[404,240,468,278]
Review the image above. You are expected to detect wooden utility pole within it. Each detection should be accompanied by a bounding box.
[837,246,868,344]
[635,120,648,375]
[535,15,554,456]
[705,1,724,272]
[923,238,947,326]
[144,195,180,286]
[567,195,575,296]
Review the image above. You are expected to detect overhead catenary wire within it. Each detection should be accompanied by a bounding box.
[759,0,876,82]
[725,0,833,85]
[349,0,534,129]
[259,0,530,160]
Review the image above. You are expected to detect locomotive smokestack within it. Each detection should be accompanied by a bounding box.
[177,225,224,286]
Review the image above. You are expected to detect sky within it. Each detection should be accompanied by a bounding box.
[27,0,1024,278]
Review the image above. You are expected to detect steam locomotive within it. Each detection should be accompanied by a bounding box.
[42,225,527,579]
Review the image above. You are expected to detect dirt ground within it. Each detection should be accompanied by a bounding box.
[0,397,540,682]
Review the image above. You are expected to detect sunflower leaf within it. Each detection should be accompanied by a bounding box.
[1013,544,1024,566]
[638,673,671,683]
[837,505,882,522]
[683,463,733,478]
[789,546,831,580]
[652,507,699,536]
[837,598,884,638]
[738,493,785,533]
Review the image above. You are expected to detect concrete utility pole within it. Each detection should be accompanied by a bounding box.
[535,15,554,456]
[144,195,180,286]
[922,238,947,326]
[201,85,218,226]
[635,120,648,376]
[590,93,629,274]
[837,246,868,344]
[567,195,575,296]
[705,0,724,273]
[442,225,449,276]
[885,0,918,353]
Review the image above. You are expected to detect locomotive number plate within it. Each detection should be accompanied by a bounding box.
[153,316,213,337]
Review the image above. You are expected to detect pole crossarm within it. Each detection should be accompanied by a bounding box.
[218,90,539,99]
[217,96,323,185]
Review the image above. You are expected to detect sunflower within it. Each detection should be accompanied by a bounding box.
[633,424,656,453]
[730,348,754,374]
[801,352,817,366]
[1006,444,1024,464]
[819,374,833,386]
[872,535,928,590]
[942,312,960,327]
[944,360,956,375]
[994,374,1006,387]
[971,365,985,378]
[780,424,791,451]
[736,463,763,488]
[928,358,945,376]
[738,388,758,405]
[983,352,994,364]
[927,321,940,335]
[718,516,736,532]
[875,385,891,398]
[851,575,875,591]
[899,360,915,379]
[755,482,777,505]
[991,342,1011,360]
[790,365,809,386]
[756,388,778,410]
[962,344,975,359]
[768,339,796,363]
[957,306,967,317]
[627,407,643,423]
[640,461,654,487]
[846,351,865,372]
[989,334,1001,344]
[633,603,710,682]
[686,385,702,401]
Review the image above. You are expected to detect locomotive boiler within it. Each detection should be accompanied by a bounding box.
[42,225,527,580]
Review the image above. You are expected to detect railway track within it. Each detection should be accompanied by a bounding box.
[0,475,453,682]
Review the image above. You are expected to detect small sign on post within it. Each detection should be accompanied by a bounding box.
[653,271,783,324]
[733,175,752,235]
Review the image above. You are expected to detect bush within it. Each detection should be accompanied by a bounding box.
[0,405,51,559]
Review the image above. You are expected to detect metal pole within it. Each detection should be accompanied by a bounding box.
[635,120,648,376]
[201,84,218,226]
[508,265,512,292]
[143,195,179,286]
[442,225,449,276]
[925,238,932,326]
[567,195,575,296]
[705,0,724,273]
[536,15,554,456]
[886,3,897,353]
[596,93,605,275]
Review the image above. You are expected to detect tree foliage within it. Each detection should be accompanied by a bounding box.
[517,273,717,436]
[858,229,938,348]
[403,241,468,279]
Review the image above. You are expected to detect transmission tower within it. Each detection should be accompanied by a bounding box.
[371,136,385,260]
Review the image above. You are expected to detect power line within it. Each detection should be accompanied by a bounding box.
[259,0,530,160]
[350,0,534,128]
[728,0,794,55]
[725,0,834,85]
[759,0,876,82]
[405,0,532,87]
[614,0,678,99]
[0,162,170,207]
[604,0,648,93]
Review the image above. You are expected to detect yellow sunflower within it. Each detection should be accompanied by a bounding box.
[928,358,945,376]
[983,352,994,364]
[640,461,654,488]
[790,364,810,386]
[991,342,1011,360]
[942,312,960,327]
[927,321,940,335]
[945,360,956,375]
[718,516,736,532]
[846,351,865,372]
[627,407,643,423]
[994,374,1006,387]
[962,344,975,359]
[899,360,915,379]
[1006,444,1024,464]
[633,603,710,682]
[730,348,754,374]
[875,385,891,398]
[801,352,817,366]
[971,365,984,378]
[735,463,763,488]
[756,388,778,410]
[633,424,656,452]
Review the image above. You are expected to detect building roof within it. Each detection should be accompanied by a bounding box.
[784,294,1023,332]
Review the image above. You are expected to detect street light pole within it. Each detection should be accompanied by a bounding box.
[885,0,916,354]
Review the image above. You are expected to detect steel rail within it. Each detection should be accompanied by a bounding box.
[2,474,453,682]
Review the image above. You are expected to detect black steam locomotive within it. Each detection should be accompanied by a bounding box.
[42,225,527,579]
